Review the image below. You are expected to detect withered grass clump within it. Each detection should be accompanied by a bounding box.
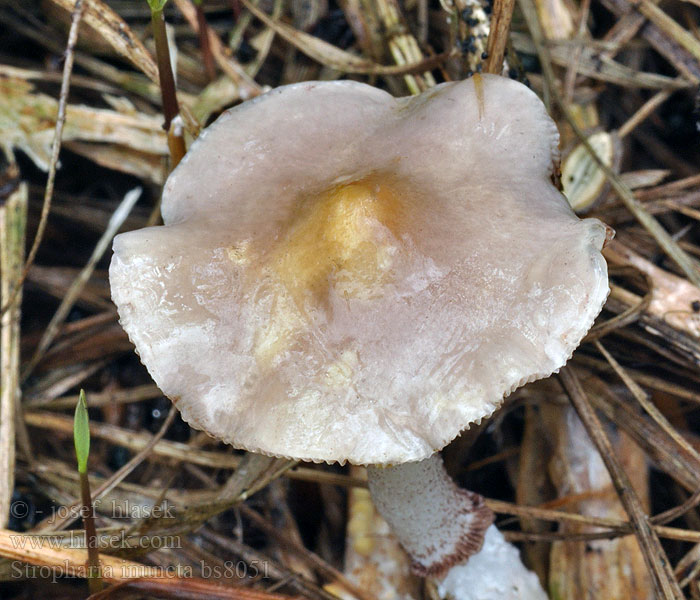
[0,0,699,598]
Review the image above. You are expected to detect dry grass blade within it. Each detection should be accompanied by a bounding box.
[46,0,158,84]
[24,410,242,469]
[0,79,166,172]
[598,0,700,82]
[604,240,700,338]
[373,0,436,93]
[132,458,298,537]
[562,0,591,102]
[173,0,263,99]
[559,367,684,599]
[635,0,700,63]
[27,384,162,409]
[2,0,700,595]
[546,403,652,598]
[93,578,305,600]
[241,0,448,75]
[586,374,700,494]
[199,528,336,600]
[23,410,359,490]
[585,282,652,341]
[217,452,286,501]
[35,406,177,533]
[0,527,158,579]
[0,529,299,599]
[618,89,674,138]
[487,496,700,543]
[0,183,26,528]
[239,504,378,600]
[484,0,515,74]
[239,0,283,82]
[595,340,700,463]
[553,61,700,289]
[22,187,141,380]
[511,33,692,89]
[576,355,700,405]
[0,0,84,318]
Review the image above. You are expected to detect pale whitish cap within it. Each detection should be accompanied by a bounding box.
[110,76,610,465]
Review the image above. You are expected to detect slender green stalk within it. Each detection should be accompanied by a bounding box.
[80,474,102,593]
[150,6,178,129]
[74,391,103,594]
[149,2,187,167]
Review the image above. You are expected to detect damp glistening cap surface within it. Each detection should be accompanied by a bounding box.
[110,75,610,465]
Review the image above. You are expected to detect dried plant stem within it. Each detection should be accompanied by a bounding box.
[28,384,162,410]
[635,0,700,63]
[595,340,700,464]
[194,2,216,81]
[600,0,700,82]
[174,0,263,97]
[239,505,376,600]
[0,528,156,579]
[22,188,141,380]
[618,89,673,138]
[587,377,700,494]
[240,0,447,76]
[92,407,175,507]
[0,184,26,528]
[23,411,358,488]
[568,115,699,286]
[151,7,186,167]
[0,529,295,599]
[559,366,684,600]
[517,0,553,108]
[487,497,700,542]
[0,0,84,318]
[25,410,241,468]
[519,0,700,287]
[375,0,436,94]
[200,528,334,600]
[484,0,515,74]
[548,403,652,598]
[92,577,300,599]
[46,0,159,83]
[217,452,283,501]
[562,0,591,103]
[505,527,700,544]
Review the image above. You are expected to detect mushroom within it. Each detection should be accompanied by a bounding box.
[110,75,610,598]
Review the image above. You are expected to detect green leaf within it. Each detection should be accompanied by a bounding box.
[145,0,169,13]
[74,390,90,474]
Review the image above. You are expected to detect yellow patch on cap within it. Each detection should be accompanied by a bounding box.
[271,176,402,306]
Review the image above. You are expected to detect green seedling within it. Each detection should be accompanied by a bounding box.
[74,390,103,594]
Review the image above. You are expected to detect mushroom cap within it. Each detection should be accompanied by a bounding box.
[110,75,609,465]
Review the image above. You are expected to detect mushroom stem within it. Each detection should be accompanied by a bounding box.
[367,454,547,599]
[367,454,493,577]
